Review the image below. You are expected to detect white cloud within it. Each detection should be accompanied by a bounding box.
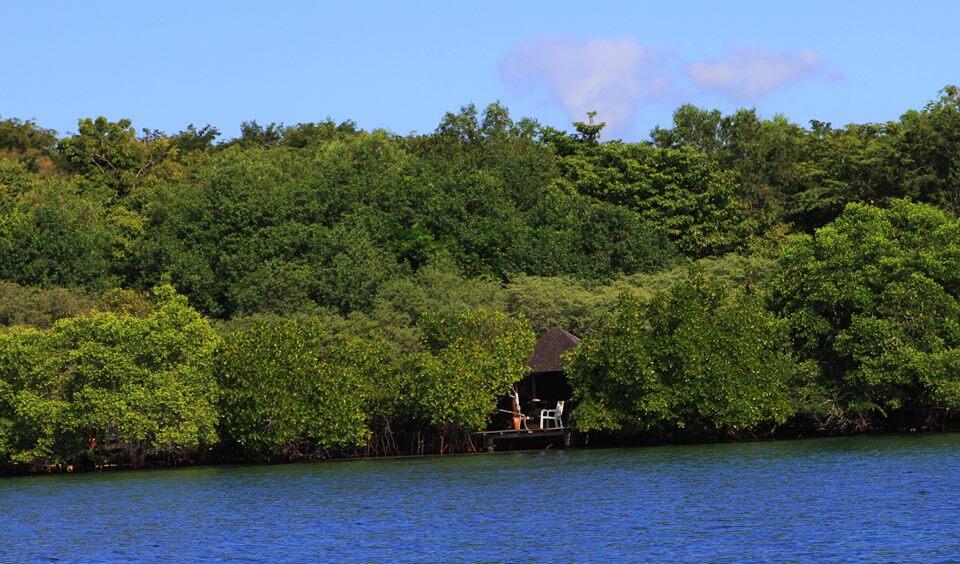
[500,36,669,135]
[686,47,825,102]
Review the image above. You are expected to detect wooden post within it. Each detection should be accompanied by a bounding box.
[563,429,572,448]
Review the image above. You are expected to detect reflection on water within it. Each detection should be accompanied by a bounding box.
[3,434,960,560]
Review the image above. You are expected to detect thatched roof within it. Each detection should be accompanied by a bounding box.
[527,327,581,374]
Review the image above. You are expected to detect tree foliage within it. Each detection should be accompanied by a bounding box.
[0,285,220,470]
[550,132,758,257]
[773,199,960,427]
[405,309,535,432]
[59,117,178,197]
[218,319,383,458]
[652,87,960,231]
[568,276,800,434]
[0,180,143,290]
[1,90,960,470]
[0,116,56,172]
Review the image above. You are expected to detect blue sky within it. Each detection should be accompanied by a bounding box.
[2,1,957,140]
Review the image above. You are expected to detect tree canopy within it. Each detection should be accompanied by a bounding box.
[4,89,960,471]
[773,199,960,428]
[0,286,220,470]
[568,276,800,435]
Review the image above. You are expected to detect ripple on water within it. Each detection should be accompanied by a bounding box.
[3,434,960,561]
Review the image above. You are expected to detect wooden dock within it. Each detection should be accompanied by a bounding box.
[475,427,574,452]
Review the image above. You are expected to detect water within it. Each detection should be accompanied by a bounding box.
[3,434,960,561]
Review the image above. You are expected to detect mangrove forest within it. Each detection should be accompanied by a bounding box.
[3,87,960,473]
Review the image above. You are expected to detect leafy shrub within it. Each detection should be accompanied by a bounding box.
[773,199,960,427]
[0,285,221,470]
[569,276,800,435]
[217,319,387,458]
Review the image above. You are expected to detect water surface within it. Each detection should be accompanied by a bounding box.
[3,434,960,561]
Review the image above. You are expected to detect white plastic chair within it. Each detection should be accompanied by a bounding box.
[539,400,564,429]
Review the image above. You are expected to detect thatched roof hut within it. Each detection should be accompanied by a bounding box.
[492,327,581,431]
[521,327,580,402]
[527,326,581,375]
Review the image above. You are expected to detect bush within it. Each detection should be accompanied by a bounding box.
[772,199,960,427]
[0,285,221,470]
[569,276,800,435]
[217,319,386,458]
[404,309,535,433]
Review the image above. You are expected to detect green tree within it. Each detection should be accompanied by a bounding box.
[237,120,285,147]
[551,138,755,257]
[0,158,36,191]
[59,117,177,196]
[0,116,57,172]
[0,285,221,470]
[170,124,220,154]
[569,276,800,434]
[282,119,359,148]
[218,318,383,458]
[0,282,98,329]
[573,111,605,145]
[773,199,960,428]
[0,180,143,291]
[892,86,960,212]
[520,189,678,278]
[405,309,535,433]
[650,104,724,154]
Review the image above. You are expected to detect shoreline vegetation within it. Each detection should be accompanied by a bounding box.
[4,88,960,475]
